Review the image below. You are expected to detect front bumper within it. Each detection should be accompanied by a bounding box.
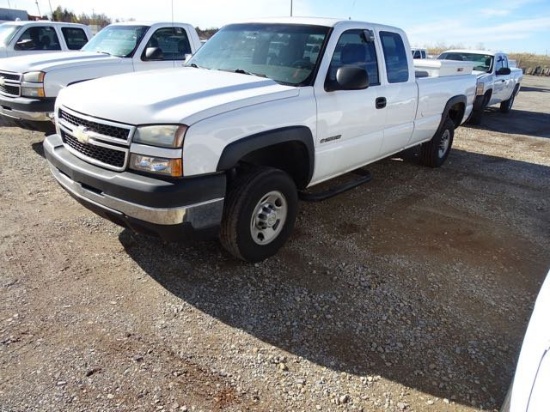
[44,133,226,241]
[0,95,55,122]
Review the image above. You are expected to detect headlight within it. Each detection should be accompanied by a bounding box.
[21,71,46,98]
[476,83,484,95]
[22,71,45,83]
[133,125,187,148]
[129,154,183,177]
[21,87,45,98]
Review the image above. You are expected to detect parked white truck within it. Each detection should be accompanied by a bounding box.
[44,17,476,262]
[0,20,92,57]
[0,21,201,133]
[438,49,523,124]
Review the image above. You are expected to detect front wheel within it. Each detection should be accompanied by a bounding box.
[500,86,519,113]
[420,118,455,168]
[220,167,298,262]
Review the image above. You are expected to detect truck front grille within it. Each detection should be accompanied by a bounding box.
[0,71,22,97]
[57,106,134,172]
[59,109,131,142]
[62,130,126,168]
[0,84,19,96]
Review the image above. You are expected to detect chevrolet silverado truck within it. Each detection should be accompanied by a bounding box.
[438,49,523,124]
[0,21,201,133]
[44,17,476,262]
[0,20,92,57]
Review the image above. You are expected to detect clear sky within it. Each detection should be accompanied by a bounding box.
[10,0,550,54]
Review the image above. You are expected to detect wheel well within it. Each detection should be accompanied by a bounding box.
[233,141,311,190]
[447,102,466,128]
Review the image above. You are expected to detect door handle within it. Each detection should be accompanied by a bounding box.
[376,97,387,109]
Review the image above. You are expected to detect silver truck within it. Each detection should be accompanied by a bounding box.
[438,49,523,124]
[0,21,201,133]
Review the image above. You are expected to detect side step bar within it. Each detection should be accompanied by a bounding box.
[299,168,372,202]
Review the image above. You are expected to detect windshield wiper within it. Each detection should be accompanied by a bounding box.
[234,68,266,78]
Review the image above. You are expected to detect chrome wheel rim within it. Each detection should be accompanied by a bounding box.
[250,190,287,245]
[438,129,451,158]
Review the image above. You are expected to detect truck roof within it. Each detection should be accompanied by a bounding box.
[106,21,196,28]
[225,16,402,32]
[0,20,88,28]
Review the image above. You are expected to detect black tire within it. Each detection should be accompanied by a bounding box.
[420,118,454,168]
[500,86,519,113]
[220,167,298,262]
[468,93,489,125]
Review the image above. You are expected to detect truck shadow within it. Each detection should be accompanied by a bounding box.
[519,85,550,93]
[119,150,550,411]
[466,108,550,139]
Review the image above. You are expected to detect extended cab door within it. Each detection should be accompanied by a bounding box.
[313,27,386,183]
[376,30,417,156]
[135,27,193,71]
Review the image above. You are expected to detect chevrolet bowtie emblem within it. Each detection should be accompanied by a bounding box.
[74,125,92,144]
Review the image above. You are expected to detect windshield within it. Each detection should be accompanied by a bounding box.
[0,24,19,47]
[186,23,330,86]
[82,25,149,57]
[438,52,493,73]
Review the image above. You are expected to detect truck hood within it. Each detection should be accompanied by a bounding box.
[58,68,299,125]
[0,51,120,73]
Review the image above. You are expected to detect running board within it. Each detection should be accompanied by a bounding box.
[299,168,372,202]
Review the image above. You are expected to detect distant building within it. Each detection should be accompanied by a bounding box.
[0,8,29,22]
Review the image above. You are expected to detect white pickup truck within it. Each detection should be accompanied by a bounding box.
[0,21,202,133]
[438,49,523,124]
[44,17,476,262]
[0,20,92,57]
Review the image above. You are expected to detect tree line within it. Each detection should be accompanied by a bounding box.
[51,6,111,28]
[49,6,219,38]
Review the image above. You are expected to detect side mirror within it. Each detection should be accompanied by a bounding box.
[496,67,511,76]
[144,47,163,61]
[333,66,369,91]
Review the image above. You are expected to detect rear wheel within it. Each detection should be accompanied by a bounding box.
[420,118,454,168]
[220,167,298,262]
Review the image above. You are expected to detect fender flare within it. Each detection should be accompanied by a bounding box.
[441,95,467,128]
[216,126,315,183]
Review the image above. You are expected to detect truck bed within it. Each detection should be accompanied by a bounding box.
[414,59,475,77]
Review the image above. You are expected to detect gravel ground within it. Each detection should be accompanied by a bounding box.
[1,75,549,412]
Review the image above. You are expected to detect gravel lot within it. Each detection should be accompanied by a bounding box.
[1,75,549,412]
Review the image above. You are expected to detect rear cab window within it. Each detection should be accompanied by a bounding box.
[380,31,409,83]
[62,27,89,50]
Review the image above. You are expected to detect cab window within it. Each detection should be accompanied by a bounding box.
[380,31,409,83]
[325,29,379,90]
[15,26,61,51]
[142,27,191,61]
[62,27,89,50]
